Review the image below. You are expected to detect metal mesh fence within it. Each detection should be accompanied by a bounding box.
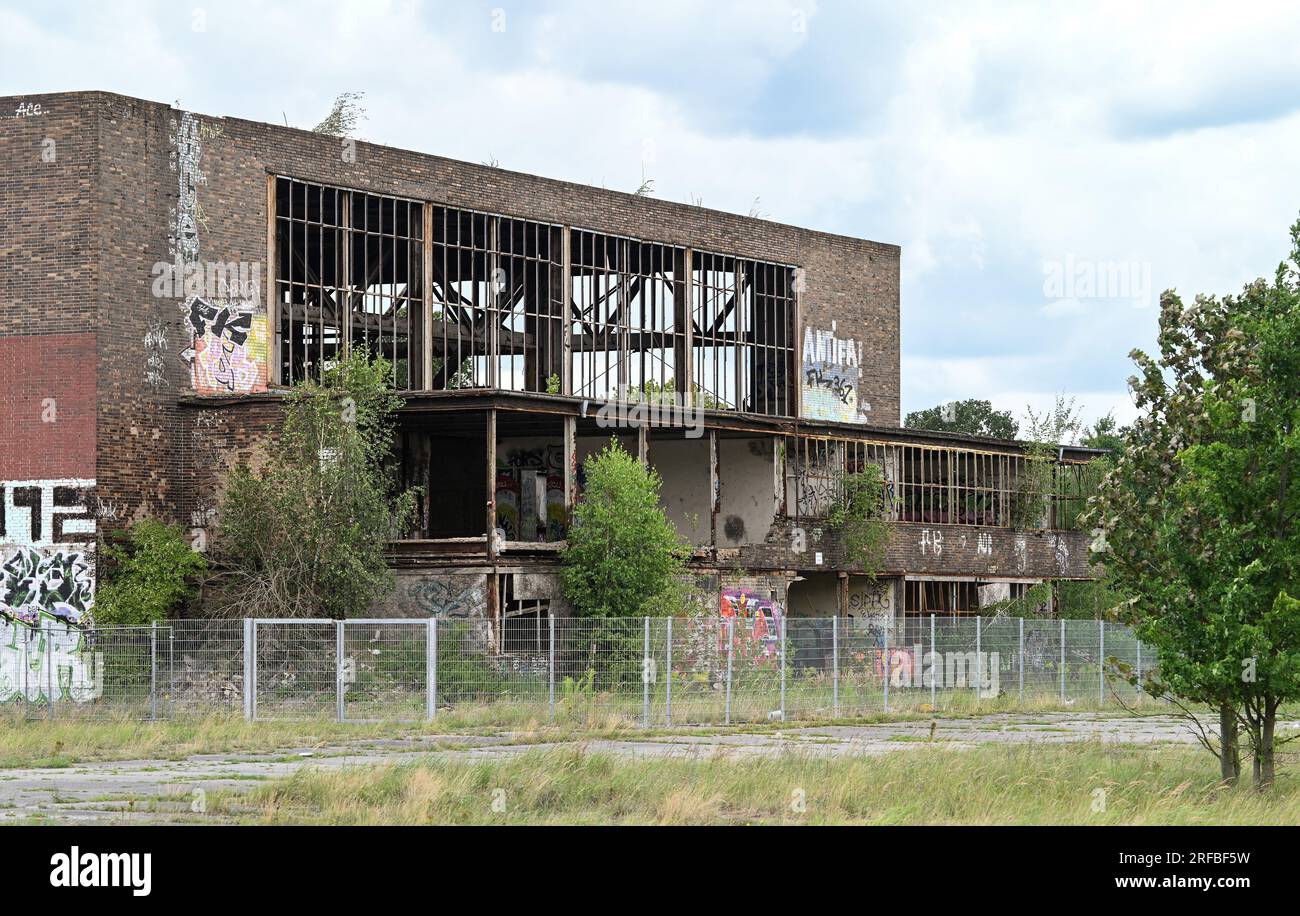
[3,615,1163,724]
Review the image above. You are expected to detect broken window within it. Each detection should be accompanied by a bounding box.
[430,207,563,392]
[570,231,685,402]
[692,252,795,415]
[276,177,423,387]
[788,436,894,519]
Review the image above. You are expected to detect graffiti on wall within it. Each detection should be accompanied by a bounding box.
[495,446,565,541]
[169,111,204,265]
[144,319,168,391]
[802,322,871,423]
[720,590,782,662]
[168,111,267,395]
[181,296,268,394]
[406,574,489,618]
[1,478,97,626]
[0,616,102,704]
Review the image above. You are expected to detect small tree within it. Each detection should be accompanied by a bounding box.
[1086,220,1300,788]
[209,349,420,619]
[312,91,367,138]
[93,520,208,626]
[561,439,687,618]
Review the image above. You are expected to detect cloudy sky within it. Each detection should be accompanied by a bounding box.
[6,0,1300,432]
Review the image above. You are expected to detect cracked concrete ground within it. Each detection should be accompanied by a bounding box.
[0,713,1270,823]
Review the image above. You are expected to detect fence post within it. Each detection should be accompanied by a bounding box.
[335,620,345,722]
[168,628,175,718]
[242,619,253,721]
[642,616,651,728]
[780,616,787,721]
[929,613,937,709]
[665,617,673,726]
[426,618,437,721]
[832,615,839,718]
[725,618,734,725]
[1059,618,1066,701]
[45,619,54,720]
[150,620,158,720]
[1136,638,1142,693]
[1018,617,1024,704]
[974,615,982,702]
[548,615,555,721]
[882,621,889,713]
[1098,618,1105,706]
[251,619,258,721]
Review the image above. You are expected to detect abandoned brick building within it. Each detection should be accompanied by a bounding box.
[1,90,1101,646]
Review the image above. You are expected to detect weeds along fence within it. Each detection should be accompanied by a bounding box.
[5,616,1163,724]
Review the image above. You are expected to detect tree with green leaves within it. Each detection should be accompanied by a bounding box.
[1085,220,1300,788]
[1080,411,1131,452]
[209,349,420,619]
[561,439,688,617]
[904,399,1018,439]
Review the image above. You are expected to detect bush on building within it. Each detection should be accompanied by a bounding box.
[826,464,889,576]
[207,348,421,620]
[94,519,208,627]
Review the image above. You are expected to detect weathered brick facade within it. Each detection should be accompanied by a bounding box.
[1,90,1095,631]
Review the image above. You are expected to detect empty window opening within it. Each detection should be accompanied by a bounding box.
[429,207,563,393]
[276,177,423,388]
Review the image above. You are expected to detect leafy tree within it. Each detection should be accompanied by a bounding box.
[95,520,208,626]
[1080,412,1131,452]
[209,349,420,619]
[905,399,1018,439]
[826,465,889,576]
[561,439,688,617]
[1086,221,1300,788]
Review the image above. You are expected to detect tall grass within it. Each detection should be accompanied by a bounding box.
[215,743,1300,825]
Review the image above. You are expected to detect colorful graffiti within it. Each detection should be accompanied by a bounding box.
[0,547,94,626]
[168,111,268,395]
[0,615,102,704]
[495,445,565,541]
[720,590,782,663]
[183,296,268,394]
[802,323,870,423]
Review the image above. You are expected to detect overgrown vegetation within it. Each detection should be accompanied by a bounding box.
[311,91,366,138]
[216,743,1300,825]
[826,465,889,575]
[207,349,420,619]
[94,520,207,626]
[561,439,688,618]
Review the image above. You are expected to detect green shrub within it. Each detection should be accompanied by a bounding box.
[95,520,208,626]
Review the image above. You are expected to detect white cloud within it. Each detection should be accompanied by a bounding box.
[3,0,1297,434]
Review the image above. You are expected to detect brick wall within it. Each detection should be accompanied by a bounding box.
[0,94,100,622]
